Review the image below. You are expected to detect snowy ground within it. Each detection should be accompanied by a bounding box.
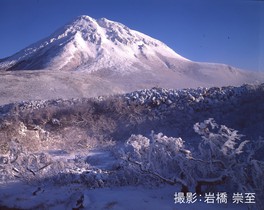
[0,179,252,210]
[0,84,263,210]
[0,149,256,210]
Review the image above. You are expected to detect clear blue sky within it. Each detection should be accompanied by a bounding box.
[0,0,263,71]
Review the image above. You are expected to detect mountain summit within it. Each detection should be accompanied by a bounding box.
[0,15,263,92]
[0,15,188,72]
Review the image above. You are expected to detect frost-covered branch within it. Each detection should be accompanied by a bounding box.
[120,118,264,200]
[126,157,181,186]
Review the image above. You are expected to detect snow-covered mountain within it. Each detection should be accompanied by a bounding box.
[0,15,263,91]
[0,15,188,72]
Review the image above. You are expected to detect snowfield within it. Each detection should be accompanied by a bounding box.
[0,182,250,210]
[0,84,263,210]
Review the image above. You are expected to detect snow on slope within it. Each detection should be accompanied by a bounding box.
[0,15,188,73]
[0,15,263,90]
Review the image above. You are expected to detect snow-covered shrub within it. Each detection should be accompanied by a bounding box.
[194,119,264,209]
[193,118,250,189]
[120,119,264,209]
[120,132,193,188]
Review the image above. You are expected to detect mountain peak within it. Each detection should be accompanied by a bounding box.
[74,15,96,22]
[72,15,115,26]
[70,15,128,35]
[78,15,93,19]
[0,15,188,71]
[0,15,263,91]
[66,15,97,33]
